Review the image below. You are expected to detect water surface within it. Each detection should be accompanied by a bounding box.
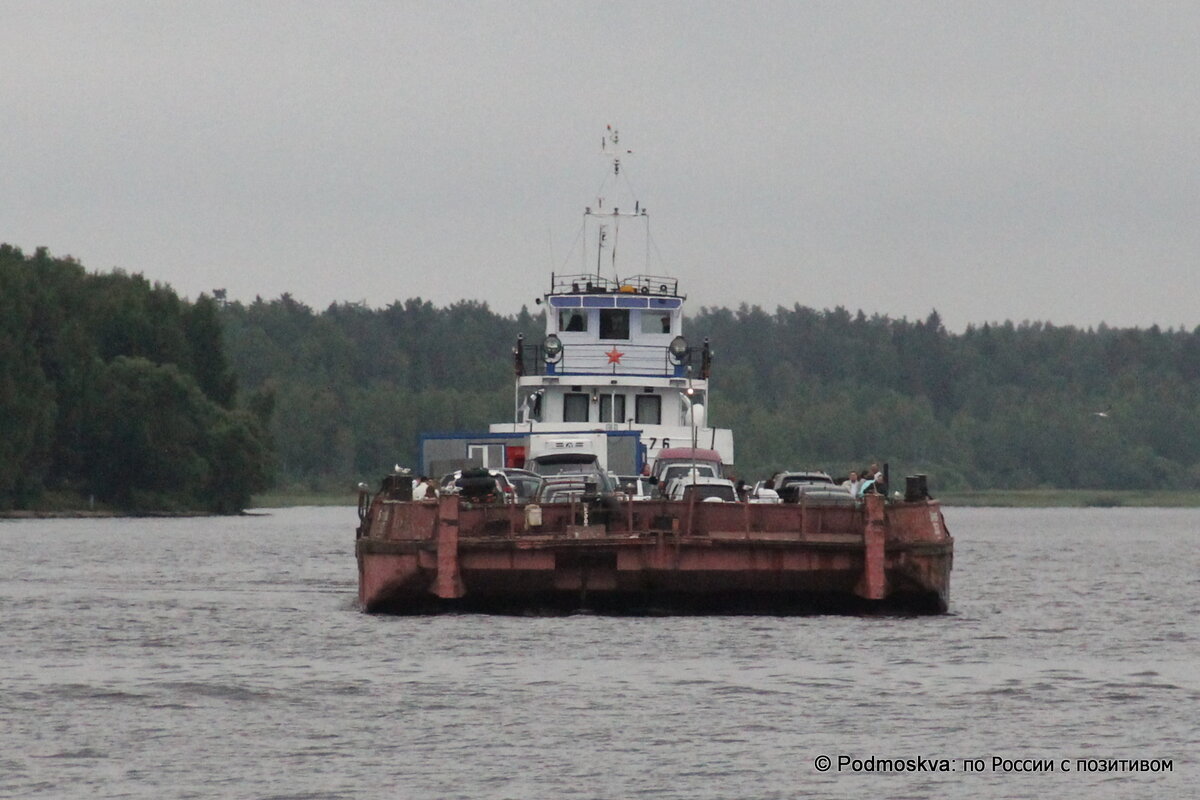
[2,507,1195,798]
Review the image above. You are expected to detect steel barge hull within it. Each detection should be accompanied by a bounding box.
[356,493,952,614]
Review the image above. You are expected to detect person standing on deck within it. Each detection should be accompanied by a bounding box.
[412,477,429,500]
[868,463,885,495]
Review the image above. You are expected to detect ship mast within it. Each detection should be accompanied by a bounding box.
[585,126,645,282]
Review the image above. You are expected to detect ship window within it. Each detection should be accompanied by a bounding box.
[641,312,672,334]
[520,391,542,422]
[467,444,504,469]
[559,310,587,332]
[563,392,589,422]
[635,394,661,424]
[599,394,626,423]
[599,309,629,339]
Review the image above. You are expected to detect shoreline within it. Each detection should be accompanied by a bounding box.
[8,489,1200,517]
[935,489,1200,508]
[0,509,217,520]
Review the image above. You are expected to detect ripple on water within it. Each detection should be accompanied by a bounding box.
[0,506,1195,800]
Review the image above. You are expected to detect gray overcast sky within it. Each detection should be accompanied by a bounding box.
[4,1,1198,330]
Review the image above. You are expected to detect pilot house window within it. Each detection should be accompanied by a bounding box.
[641,312,672,334]
[599,309,629,339]
[563,392,589,422]
[599,394,626,423]
[635,394,661,424]
[559,310,587,332]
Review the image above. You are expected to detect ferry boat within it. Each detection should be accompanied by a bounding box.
[355,130,953,614]
[419,128,730,479]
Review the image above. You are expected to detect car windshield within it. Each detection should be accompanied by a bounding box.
[544,463,598,475]
[662,465,716,482]
[531,455,600,476]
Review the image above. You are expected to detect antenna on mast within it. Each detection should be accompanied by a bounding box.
[601,124,631,163]
[596,226,607,277]
[588,126,641,282]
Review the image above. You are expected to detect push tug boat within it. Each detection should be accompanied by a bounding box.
[355,130,953,614]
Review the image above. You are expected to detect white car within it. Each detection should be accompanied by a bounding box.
[666,476,739,503]
[615,475,657,501]
[659,466,720,500]
[748,482,781,504]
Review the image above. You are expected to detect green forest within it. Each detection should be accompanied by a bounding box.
[0,246,272,512]
[5,244,1200,511]
[219,294,1200,495]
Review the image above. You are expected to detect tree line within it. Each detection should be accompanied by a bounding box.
[217,291,1200,493]
[6,244,1200,511]
[694,305,1200,490]
[0,246,272,512]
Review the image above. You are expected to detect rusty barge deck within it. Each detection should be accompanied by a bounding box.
[355,493,953,614]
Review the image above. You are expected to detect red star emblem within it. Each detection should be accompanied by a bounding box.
[605,347,625,364]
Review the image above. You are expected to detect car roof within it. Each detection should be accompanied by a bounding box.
[656,448,722,462]
[773,471,833,482]
[501,468,540,478]
[676,477,735,487]
[662,464,716,474]
[442,469,510,482]
[531,453,598,464]
[540,475,595,487]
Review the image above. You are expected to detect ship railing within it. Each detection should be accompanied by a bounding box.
[518,343,694,377]
[365,494,947,545]
[549,273,680,297]
[367,496,864,541]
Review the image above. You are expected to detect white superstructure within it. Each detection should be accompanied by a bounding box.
[489,128,734,470]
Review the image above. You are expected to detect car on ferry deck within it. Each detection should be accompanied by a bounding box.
[615,475,657,501]
[666,477,739,503]
[651,447,724,482]
[658,464,720,499]
[748,481,782,504]
[535,472,620,504]
[500,468,544,504]
[767,470,854,506]
[439,468,516,503]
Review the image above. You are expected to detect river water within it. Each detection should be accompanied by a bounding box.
[1,507,1195,799]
